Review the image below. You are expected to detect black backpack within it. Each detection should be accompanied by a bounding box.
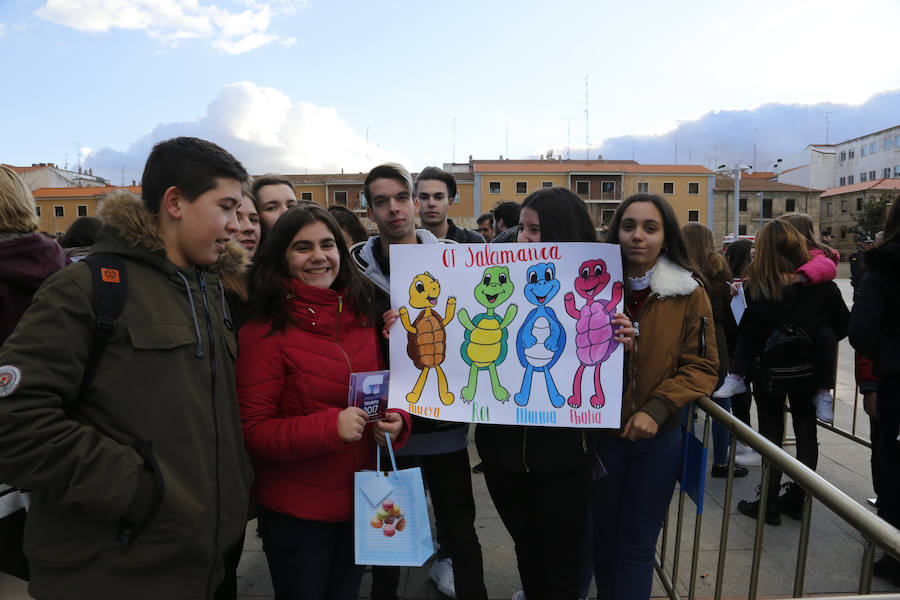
[755,321,816,394]
[0,253,126,581]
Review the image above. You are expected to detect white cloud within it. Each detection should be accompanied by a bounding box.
[34,0,305,54]
[0,23,6,36]
[85,82,408,183]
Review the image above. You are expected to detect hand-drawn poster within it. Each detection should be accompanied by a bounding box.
[388,242,624,428]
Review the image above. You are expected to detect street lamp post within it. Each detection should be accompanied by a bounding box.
[717,163,752,240]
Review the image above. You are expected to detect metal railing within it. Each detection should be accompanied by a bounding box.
[654,395,900,600]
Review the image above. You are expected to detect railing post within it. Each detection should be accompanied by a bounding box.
[793,488,814,597]
[688,416,711,599]
[749,459,773,600]
[714,434,737,600]
[859,538,875,594]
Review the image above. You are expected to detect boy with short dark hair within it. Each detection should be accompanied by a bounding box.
[0,136,253,600]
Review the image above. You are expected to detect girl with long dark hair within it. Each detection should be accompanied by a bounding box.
[236,204,410,599]
[591,193,719,599]
[735,219,849,525]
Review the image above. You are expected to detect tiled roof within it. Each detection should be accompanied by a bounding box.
[472,160,712,175]
[820,178,900,198]
[2,164,44,174]
[32,186,141,198]
[715,175,818,193]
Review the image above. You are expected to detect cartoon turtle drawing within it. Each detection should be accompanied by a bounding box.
[514,262,566,408]
[399,272,456,405]
[564,258,623,409]
[458,266,518,403]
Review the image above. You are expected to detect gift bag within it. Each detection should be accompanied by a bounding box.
[354,433,434,566]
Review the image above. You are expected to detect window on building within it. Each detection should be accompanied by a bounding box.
[601,209,615,224]
[785,198,796,212]
[762,198,773,218]
[841,199,848,213]
[601,181,615,196]
[849,149,855,159]
[77,205,87,217]
[688,182,700,195]
[870,142,877,154]
[454,191,460,204]
[541,181,553,188]
[826,202,833,217]
[839,176,846,186]
[54,206,64,218]
[35,206,41,217]
[301,191,313,201]
[885,168,892,179]
[739,197,747,212]
[333,191,348,205]
[840,151,847,161]
[895,135,900,147]
[895,165,900,177]
[861,145,868,157]
[359,192,366,208]
[687,210,700,222]
[489,181,501,194]
[738,224,747,235]
[848,175,854,184]
[841,226,848,240]
[870,170,877,180]
[575,181,589,196]
[516,181,527,194]
[856,197,863,212]
[885,138,893,150]
[637,182,649,193]
[662,182,674,194]
[860,172,867,182]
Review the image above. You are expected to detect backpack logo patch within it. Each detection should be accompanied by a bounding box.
[101,268,121,283]
[0,366,22,398]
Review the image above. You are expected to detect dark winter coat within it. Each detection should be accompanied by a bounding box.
[444,219,485,244]
[236,279,410,522]
[850,240,900,378]
[0,232,69,346]
[0,193,253,600]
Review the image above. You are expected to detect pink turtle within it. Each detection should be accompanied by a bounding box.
[564,259,623,409]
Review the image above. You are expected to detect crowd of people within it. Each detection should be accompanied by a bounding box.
[0,136,897,600]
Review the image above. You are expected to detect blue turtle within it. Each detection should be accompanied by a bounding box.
[514,262,566,408]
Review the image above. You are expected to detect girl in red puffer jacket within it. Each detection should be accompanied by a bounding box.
[236,205,410,600]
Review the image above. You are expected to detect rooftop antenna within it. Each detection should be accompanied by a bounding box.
[824,111,833,144]
[64,153,68,171]
[565,116,572,159]
[121,166,126,186]
[365,126,372,162]
[452,118,457,164]
[76,142,81,172]
[632,139,636,161]
[584,75,590,160]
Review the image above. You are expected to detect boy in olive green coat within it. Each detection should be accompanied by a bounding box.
[0,137,253,600]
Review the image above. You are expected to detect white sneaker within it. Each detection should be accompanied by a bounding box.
[429,557,456,599]
[512,592,526,600]
[713,375,747,398]
[735,442,762,466]
[814,390,834,424]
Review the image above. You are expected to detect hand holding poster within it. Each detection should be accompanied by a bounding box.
[388,242,625,429]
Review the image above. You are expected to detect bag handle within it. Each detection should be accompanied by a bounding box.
[376,431,398,475]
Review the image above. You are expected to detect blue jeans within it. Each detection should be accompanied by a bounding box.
[256,506,364,600]
[591,426,684,600]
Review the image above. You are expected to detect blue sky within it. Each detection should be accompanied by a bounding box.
[2,0,900,183]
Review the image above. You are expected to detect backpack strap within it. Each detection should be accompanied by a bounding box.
[72,254,127,409]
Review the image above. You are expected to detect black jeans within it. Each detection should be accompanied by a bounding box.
[755,388,818,504]
[483,465,590,600]
[371,448,487,600]
[257,507,363,600]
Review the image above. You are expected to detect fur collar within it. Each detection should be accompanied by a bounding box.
[96,189,248,280]
[648,256,698,298]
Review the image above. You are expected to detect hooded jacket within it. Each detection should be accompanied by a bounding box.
[622,256,720,431]
[350,229,470,454]
[237,279,411,522]
[850,239,900,378]
[0,193,253,600]
[0,232,69,345]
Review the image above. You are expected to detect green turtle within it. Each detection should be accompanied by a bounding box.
[399,272,456,405]
[458,266,518,403]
